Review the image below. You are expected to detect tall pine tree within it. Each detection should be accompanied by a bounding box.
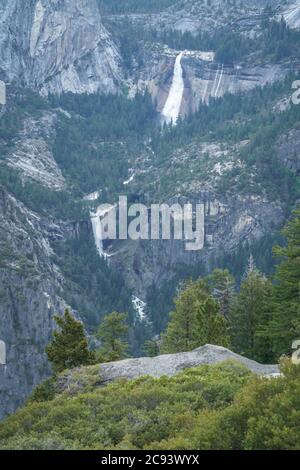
[230,259,274,363]
[46,309,95,374]
[161,279,230,354]
[205,269,235,319]
[97,312,129,362]
[270,207,300,358]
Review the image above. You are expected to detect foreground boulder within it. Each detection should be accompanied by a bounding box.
[58,345,280,393]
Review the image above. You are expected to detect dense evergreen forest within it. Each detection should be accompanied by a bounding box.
[145,209,300,364]
[109,11,300,71]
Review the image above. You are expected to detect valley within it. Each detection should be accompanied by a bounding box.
[0,0,300,423]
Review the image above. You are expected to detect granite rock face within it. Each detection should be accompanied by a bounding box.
[105,0,283,36]
[58,344,280,394]
[276,128,300,176]
[137,47,291,120]
[0,188,71,420]
[6,111,66,190]
[110,183,285,300]
[0,0,122,95]
[283,0,300,29]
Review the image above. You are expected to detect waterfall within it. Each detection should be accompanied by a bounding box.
[132,296,147,321]
[90,204,116,259]
[214,64,224,98]
[162,52,184,125]
[0,340,6,366]
[90,208,105,259]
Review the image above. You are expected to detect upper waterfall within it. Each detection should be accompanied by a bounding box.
[161,52,184,125]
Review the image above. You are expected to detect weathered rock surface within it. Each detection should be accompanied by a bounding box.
[0,179,93,421]
[105,0,283,35]
[283,0,300,29]
[0,187,72,420]
[276,128,300,176]
[6,111,66,190]
[0,0,122,95]
[58,345,280,393]
[110,168,285,299]
[126,28,295,119]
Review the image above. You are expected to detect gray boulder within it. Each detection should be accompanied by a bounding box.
[99,345,280,381]
[58,345,280,393]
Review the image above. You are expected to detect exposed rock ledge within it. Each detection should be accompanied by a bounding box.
[58,345,280,393]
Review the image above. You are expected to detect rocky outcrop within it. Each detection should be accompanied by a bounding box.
[0,188,71,420]
[283,1,300,29]
[110,193,284,299]
[108,138,285,299]
[5,111,66,190]
[0,0,122,95]
[276,128,300,176]
[136,46,291,118]
[105,0,282,35]
[57,344,280,393]
[182,59,289,114]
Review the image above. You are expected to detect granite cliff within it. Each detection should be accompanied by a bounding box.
[0,0,122,95]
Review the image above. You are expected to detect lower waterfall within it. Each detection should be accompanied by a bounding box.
[90,204,116,260]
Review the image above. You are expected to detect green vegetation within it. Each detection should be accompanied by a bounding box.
[0,166,79,219]
[52,236,133,329]
[1,359,300,450]
[149,75,300,203]
[230,263,274,363]
[29,378,57,404]
[46,310,95,374]
[161,279,230,353]
[109,14,300,70]
[270,207,300,358]
[2,78,297,360]
[205,269,235,320]
[96,312,129,362]
[50,91,156,196]
[157,207,300,363]
[147,233,283,335]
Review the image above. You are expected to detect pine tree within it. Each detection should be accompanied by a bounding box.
[143,339,160,357]
[270,207,300,358]
[46,309,95,374]
[97,312,129,362]
[230,261,274,362]
[161,279,230,354]
[205,269,235,319]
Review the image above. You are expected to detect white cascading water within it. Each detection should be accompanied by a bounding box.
[162,52,184,125]
[90,204,116,259]
[132,296,147,321]
[214,64,224,98]
[90,208,105,259]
